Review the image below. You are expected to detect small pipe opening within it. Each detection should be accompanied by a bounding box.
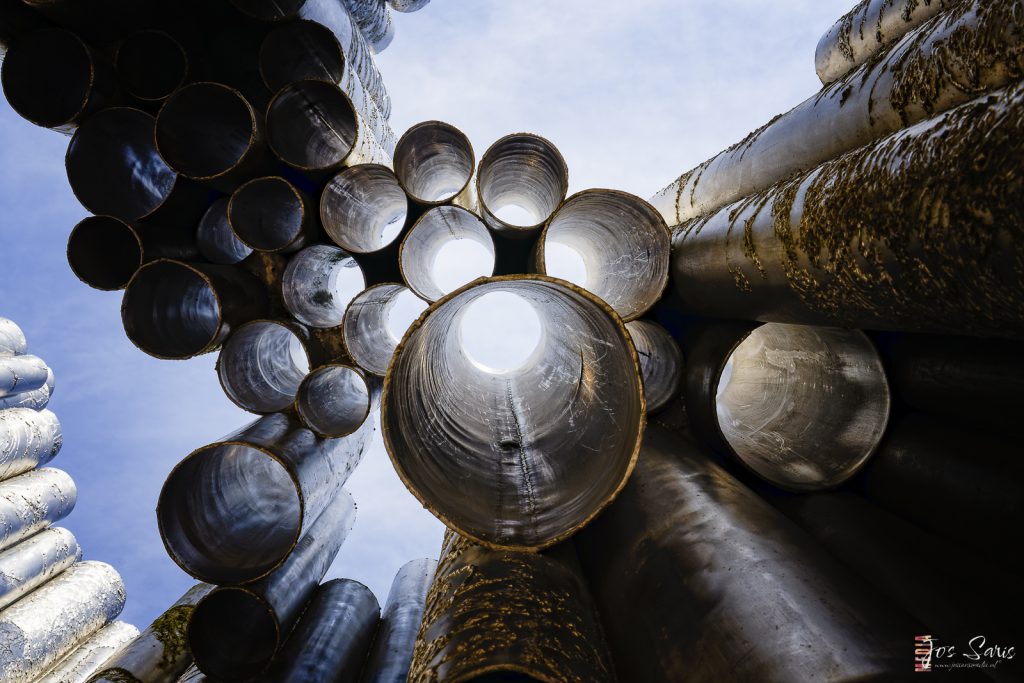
[189,588,279,681]
[197,197,253,265]
[229,177,307,252]
[400,206,494,302]
[282,245,366,328]
[67,216,142,291]
[218,321,310,414]
[1,28,94,128]
[115,30,188,101]
[296,364,372,437]
[259,20,344,94]
[343,284,426,376]
[625,320,683,414]
[267,80,358,171]
[321,164,408,253]
[478,134,568,231]
[394,121,475,205]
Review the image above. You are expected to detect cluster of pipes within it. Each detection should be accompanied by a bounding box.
[1,0,1022,680]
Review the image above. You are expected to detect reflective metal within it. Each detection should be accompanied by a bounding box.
[361,557,437,683]
[0,375,54,411]
[0,318,27,357]
[296,363,376,438]
[36,620,140,683]
[0,354,49,398]
[386,0,429,13]
[1,408,62,483]
[114,29,189,102]
[228,176,317,254]
[282,244,366,329]
[0,526,80,611]
[341,0,393,53]
[0,467,76,552]
[624,320,682,414]
[477,133,568,238]
[175,664,205,682]
[393,121,476,210]
[399,206,494,303]
[343,284,425,377]
[196,198,253,266]
[216,320,311,414]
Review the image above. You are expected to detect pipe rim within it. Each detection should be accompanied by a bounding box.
[228,176,308,253]
[295,362,373,438]
[114,29,189,102]
[476,132,569,234]
[394,120,476,206]
[320,164,409,254]
[189,586,282,681]
[258,20,346,94]
[266,79,360,172]
[66,215,143,291]
[215,319,312,414]
[398,205,496,303]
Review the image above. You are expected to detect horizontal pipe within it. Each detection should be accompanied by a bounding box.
[269,578,380,682]
[0,354,49,397]
[0,317,27,356]
[0,372,53,411]
[399,206,495,302]
[157,412,370,584]
[187,489,357,681]
[625,320,683,414]
[671,79,1024,337]
[386,0,429,12]
[393,120,476,210]
[382,275,644,550]
[196,197,253,265]
[477,133,568,238]
[216,319,311,414]
[573,425,918,682]
[0,560,126,682]
[115,29,189,102]
[89,582,215,683]
[360,557,437,683]
[228,176,317,253]
[1,407,62,482]
[341,0,393,53]
[0,526,80,611]
[296,362,376,438]
[121,259,268,360]
[342,283,426,376]
[0,467,76,552]
[651,0,1023,228]
[409,532,615,682]
[282,244,366,328]
[36,620,140,683]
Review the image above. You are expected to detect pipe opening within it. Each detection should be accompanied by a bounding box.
[259,20,344,94]
[189,588,278,681]
[1,28,94,128]
[218,321,310,414]
[343,284,426,376]
[229,177,307,252]
[400,206,495,302]
[283,245,366,328]
[197,197,253,265]
[394,121,474,204]
[714,323,890,491]
[321,164,408,253]
[478,134,568,231]
[296,364,371,437]
[67,216,142,291]
[625,320,683,414]
[459,291,542,374]
[382,277,643,548]
[267,80,358,171]
[116,30,188,101]
[229,0,304,21]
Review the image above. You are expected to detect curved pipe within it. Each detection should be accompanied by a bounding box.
[321,164,409,256]
[341,0,393,53]
[0,353,49,397]
[0,526,80,611]
[394,120,476,209]
[381,275,644,550]
[115,29,189,102]
[38,621,140,683]
[387,0,430,12]
[625,320,682,415]
[0,317,27,356]
[188,489,357,681]
[399,206,494,302]
[342,283,426,376]
[157,413,370,584]
[228,176,316,253]
[282,244,366,328]
[1,408,62,482]
[296,363,376,438]
[477,132,568,238]
[0,467,76,552]
[121,259,268,360]
[537,189,669,321]
[216,320,311,414]
[361,557,437,683]
[196,197,253,265]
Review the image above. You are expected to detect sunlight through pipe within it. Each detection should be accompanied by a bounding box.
[296,363,375,438]
[399,206,494,302]
[216,320,311,414]
[196,197,253,265]
[1,408,61,482]
[0,526,80,611]
[625,320,682,415]
[393,120,476,209]
[321,163,408,256]
[342,283,425,376]
[228,176,316,253]
[477,133,568,238]
[282,244,366,328]
[361,558,437,683]
[37,621,140,683]
[115,29,189,102]
[0,467,76,552]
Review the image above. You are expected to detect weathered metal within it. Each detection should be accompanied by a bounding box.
[1,408,62,483]
[0,467,76,552]
[393,121,476,210]
[0,318,28,357]
[624,320,682,414]
[360,558,437,683]
[228,176,318,254]
[296,363,376,438]
[0,354,49,398]
[0,526,80,611]
[399,206,494,302]
[386,0,429,13]
[196,197,254,266]
[114,29,189,102]
[342,283,425,376]
[216,319,311,414]
[341,0,393,53]
[36,620,140,683]
[477,133,568,239]
[282,244,366,329]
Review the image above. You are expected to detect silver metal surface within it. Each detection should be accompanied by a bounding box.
[399,206,494,302]
[0,318,27,357]
[228,176,316,254]
[393,121,476,209]
[0,355,49,399]
[35,620,140,683]
[296,363,375,438]
[624,320,682,415]
[342,283,424,376]
[341,0,393,53]
[216,320,311,414]
[196,198,254,266]
[0,526,80,611]
[361,558,436,683]
[114,29,189,102]
[283,244,366,328]
[386,0,429,12]
[0,377,53,411]
[0,467,76,552]
[477,133,568,237]
[321,164,408,255]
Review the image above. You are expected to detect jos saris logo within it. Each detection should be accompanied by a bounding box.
[915,634,1016,673]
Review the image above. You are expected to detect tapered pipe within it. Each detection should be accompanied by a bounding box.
[227,176,316,254]
[89,583,215,683]
[625,320,682,414]
[282,244,366,328]
[157,413,370,584]
[399,206,494,302]
[343,283,426,376]
[341,0,393,53]
[1,408,62,482]
[0,526,80,611]
[477,133,568,238]
[37,621,140,683]
[121,259,268,360]
[361,557,437,683]
[382,275,644,550]
[0,354,49,397]
[0,467,76,552]
[672,80,1024,337]
[816,0,952,84]
[216,320,311,414]
[0,318,27,356]
[394,121,476,209]
[188,489,357,681]
[574,425,917,682]
[409,532,615,682]
[651,0,1023,228]
[0,27,115,132]
[0,373,53,410]
[196,197,252,265]
[387,0,429,12]
[296,363,376,437]
[0,561,126,682]
[0,0,46,56]
[269,578,380,682]
[115,30,189,102]
[537,189,669,321]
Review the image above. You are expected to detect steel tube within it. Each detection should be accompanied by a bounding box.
[361,557,436,683]
[387,0,429,12]
[409,532,615,682]
[0,375,53,411]
[650,0,1023,228]
[282,244,366,328]
[121,259,268,360]
[625,320,682,414]
[216,320,311,414]
[341,0,392,53]
[393,120,476,209]
[187,489,357,681]
[0,354,49,397]
[399,206,494,302]
[0,318,27,357]
[296,363,375,437]
[0,467,76,552]
[227,176,317,254]
[0,561,126,683]
[671,80,1024,337]
[196,197,253,265]
[342,283,425,376]
[574,424,918,682]
[477,133,568,238]
[382,275,644,550]
[1,408,62,482]
[115,29,189,103]
[157,413,370,584]
[0,526,80,611]
[37,620,140,683]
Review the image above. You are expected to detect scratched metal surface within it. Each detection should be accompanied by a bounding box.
[361,558,437,683]
[35,620,139,683]
[283,244,367,329]
[196,198,253,266]
[216,321,311,415]
[0,526,80,611]
[343,283,423,376]
[399,207,492,303]
[393,121,477,211]
[0,467,76,552]
[0,318,28,357]
[624,320,682,415]
[477,133,568,237]
[296,363,374,438]
[1,408,62,481]
[341,0,393,53]
[0,355,49,399]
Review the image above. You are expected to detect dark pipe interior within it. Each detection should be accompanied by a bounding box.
[1,27,94,127]
[67,216,142,291]
[116,29,188,101]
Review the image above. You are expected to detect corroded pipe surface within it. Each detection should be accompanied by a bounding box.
[625,320,682,414]
[399,206,494,302]
[671,80,1024,337]
[0,354,49,397]
[361,557,437,683]
[343,283,425,376]
[0,561,126,682]
[0,318,27,356]
[282,244,366,328]
[0,467,76,552]
[228,176,316,253]
[0,526,80,611]
[321,164,408,260]
[409,532,615,683]
[187,489,357,681]
[477,133,568,238]
[382,276,644,550]
[157,413,370,584]
[216,320,311,414]
[115,29,189,102]
[574,425,918,683]
[296,363,375,438]
[393,121,476,209]
[341,0,393,53]
[37,620,140,683]
[1,407,62,483]
[196,198,253,265]
[651,0,1024,227]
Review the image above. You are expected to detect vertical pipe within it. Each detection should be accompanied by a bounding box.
[0,318,28,357]
[342,283,426,376]
[296,363,376,438]
[625,320,683,414]
[36,620,140,683]
[282,244,366,328]
[1,408,62,483]
[0,526,80,611]
[0,467,76,552]
[114,29,190,103]
[216,320,311,414]
[393,121,476,211]
[399,206,495,303]
[196,197,253,265]
[341,0,393,53]
[228,176,317,253]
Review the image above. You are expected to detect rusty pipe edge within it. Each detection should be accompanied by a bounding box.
[296,363,377,438]
[0,467,76,552]
[342,283,424,376]
[157,413,370,585]
[121,259,268,360]
[268,578,380,682]
[187,489,357,681]
[671,79,1024,338]
[382,275,645,551]
[399,206,495,303]
[394,121,477,210]
[216,319,312,414]
[282,244,366,328]
[0,560,126,682]
[196,197,253,265]
[0,317,28,356]
[341,0,393,53]
[361,557,437,683]
[387,0,429,12]
[536,189,670,322]
[228,176,317,254]
[0,526,80,611]
[651,0,1024,228]
[114,29,189,102]
[1,407,62,482]
[0,353,49,398]
[89,582,215,683]
[36,620,140,682]
[624,320,683,415]
[321,164,409,257]
[574,424,921,683]
[477,133,569,238]
[409,532,615,683]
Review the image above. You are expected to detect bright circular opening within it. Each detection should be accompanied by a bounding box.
[494,204,537,227]
[543,241,588,288]
[458,291,543,373]
[432,239,493,295]
[380,208,407,246]
[385,289,428,343]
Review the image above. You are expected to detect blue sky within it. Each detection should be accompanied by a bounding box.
[0,0,847,627]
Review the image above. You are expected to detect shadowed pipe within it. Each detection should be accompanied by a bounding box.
[282,244,366,328]
[296,363,376,438]
[196,197,253,265]
[228,176,317,253]
[360,558,437,683]
[393,120,476,210]
[115,29,189,102]
[0,467,76,551]
[625,320,683,414]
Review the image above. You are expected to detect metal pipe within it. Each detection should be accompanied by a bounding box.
[196,197,253,265]
[121,259,268,360]
[157,412,370,584]
[0,0,46,57]
[36,620,140,683]
[176,664,205,682]
[477,133,568,239]
[282,244,366,328]
[0,467,76,552]
[650,0,1023,228]
[1,407,62,482]
[386,0,429,13]
[187,489,357,681]
[573,424,919,682]
[625,320,682,415]
[18,0,154,44]
[537,189,669,321]
[360,557,436,683]
[671,79,1024,337]
[216,319,311,414]
[398,206,494,303]
[341,0,393,53]
[0,371,53,411]
[0,354,49,397]
[0,526,80,611]
[381,275,644,550]
[0,560,126,682]
[0,317,28,356]
[228,176,317,254]
[269,578,380,682]
[114,29,189,103]
[296,363,376,437]
[342,283,426,376]
[89,582,215,683]
[409,532,615,682]
[816,0,953,84]
[393,120,476,210]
